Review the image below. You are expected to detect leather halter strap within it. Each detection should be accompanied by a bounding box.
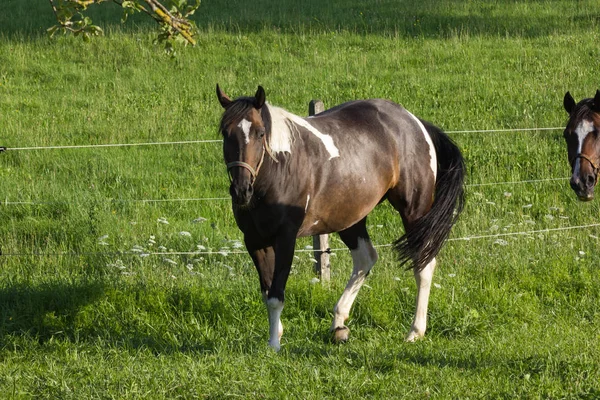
[572,153,600,184]
[226,135,277,184]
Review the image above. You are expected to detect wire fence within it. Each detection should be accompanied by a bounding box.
[2,222,599,258]
[1,125,578,259]
[0,126,564,153]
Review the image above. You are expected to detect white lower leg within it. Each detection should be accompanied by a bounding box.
[266,297,284,351]
[331,238,378,334]
[406,257,436,342]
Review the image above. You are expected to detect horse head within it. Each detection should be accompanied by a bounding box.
[563,90,600,201]
[217,84,268,207]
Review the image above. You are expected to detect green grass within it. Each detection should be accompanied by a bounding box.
[2,0,600,398]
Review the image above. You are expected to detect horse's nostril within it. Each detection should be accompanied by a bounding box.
[586,174,596,189]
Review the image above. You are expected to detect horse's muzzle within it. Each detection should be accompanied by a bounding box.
[570,175,595,201]
[230,181,254,206]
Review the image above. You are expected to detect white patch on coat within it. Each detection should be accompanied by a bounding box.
[267,104,340,159]
[574,119,595,176]
[406,110,437,178]
[305,194,310,212]
[237,119,252,144]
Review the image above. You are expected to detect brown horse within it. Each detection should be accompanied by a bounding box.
[563,90,600,201]
[217,85,465,350]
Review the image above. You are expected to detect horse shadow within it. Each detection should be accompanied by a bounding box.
[0,280,105,344]
[0,279,241,354]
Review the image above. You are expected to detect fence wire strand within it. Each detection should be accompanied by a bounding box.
[0,127,564,152]
[2,222,600,258]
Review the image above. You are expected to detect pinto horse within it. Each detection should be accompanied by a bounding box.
[216,85,465,350]
[563,90,600,201]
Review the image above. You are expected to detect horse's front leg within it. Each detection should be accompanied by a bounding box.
[246,243,282,347]
[264,230,297,351]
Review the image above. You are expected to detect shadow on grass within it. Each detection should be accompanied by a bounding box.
[0,281,105,343]
[0,278,250,354]
[1,0,598,40]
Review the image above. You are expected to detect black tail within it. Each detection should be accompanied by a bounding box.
[394,122,466,271]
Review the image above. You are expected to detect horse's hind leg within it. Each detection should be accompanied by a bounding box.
[406,257,436,342]
[331,218,378,343]
[387,181,437,342]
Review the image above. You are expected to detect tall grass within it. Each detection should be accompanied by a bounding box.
[1,1,600,398]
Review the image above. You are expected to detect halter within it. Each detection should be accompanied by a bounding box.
[572,153,600,184]
[226,135,278,184]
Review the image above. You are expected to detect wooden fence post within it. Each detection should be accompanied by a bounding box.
[309,99,330,282]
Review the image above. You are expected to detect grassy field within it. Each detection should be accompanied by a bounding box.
[1,0,600,398]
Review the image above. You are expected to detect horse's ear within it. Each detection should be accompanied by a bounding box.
[254,85,266,109]
[216,84,232,109]
[593,90,600,112]
[564,91,576,114]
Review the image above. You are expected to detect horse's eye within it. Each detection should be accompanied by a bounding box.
[257,129,266,138]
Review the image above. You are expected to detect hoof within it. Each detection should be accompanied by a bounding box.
[405,330,424,342]
[268,340,281,352]
[332,326,350,343]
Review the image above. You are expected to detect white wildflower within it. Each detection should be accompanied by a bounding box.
[493,239,508,246]
[448,273,456,278]
[579,251,586,256]
[193,217,207,223]
[376,224,384,228]
[544,214,554,220]
[504,192,512,197]
[130,245,144,253]
[157,217,169,224]
[186,264,194,271]
[309,258,318,263]
[163,258,177,265]
[309,277,320,285]
[304,245,313,250]
[196,245,206,251]
[231,241,244,249]
[394,277,401,281]
[433,283,442,289]
[179,231,192,237]
[522,204,533,209]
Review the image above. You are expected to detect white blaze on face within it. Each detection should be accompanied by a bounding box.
[237,119,252,144]
[574,119,595,176]
[268,104,340,159]
[406,110,437,178]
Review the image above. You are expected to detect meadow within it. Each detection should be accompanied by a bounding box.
[1,0,600,397]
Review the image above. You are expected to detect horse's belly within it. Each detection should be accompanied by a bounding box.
[297,188,384,237]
